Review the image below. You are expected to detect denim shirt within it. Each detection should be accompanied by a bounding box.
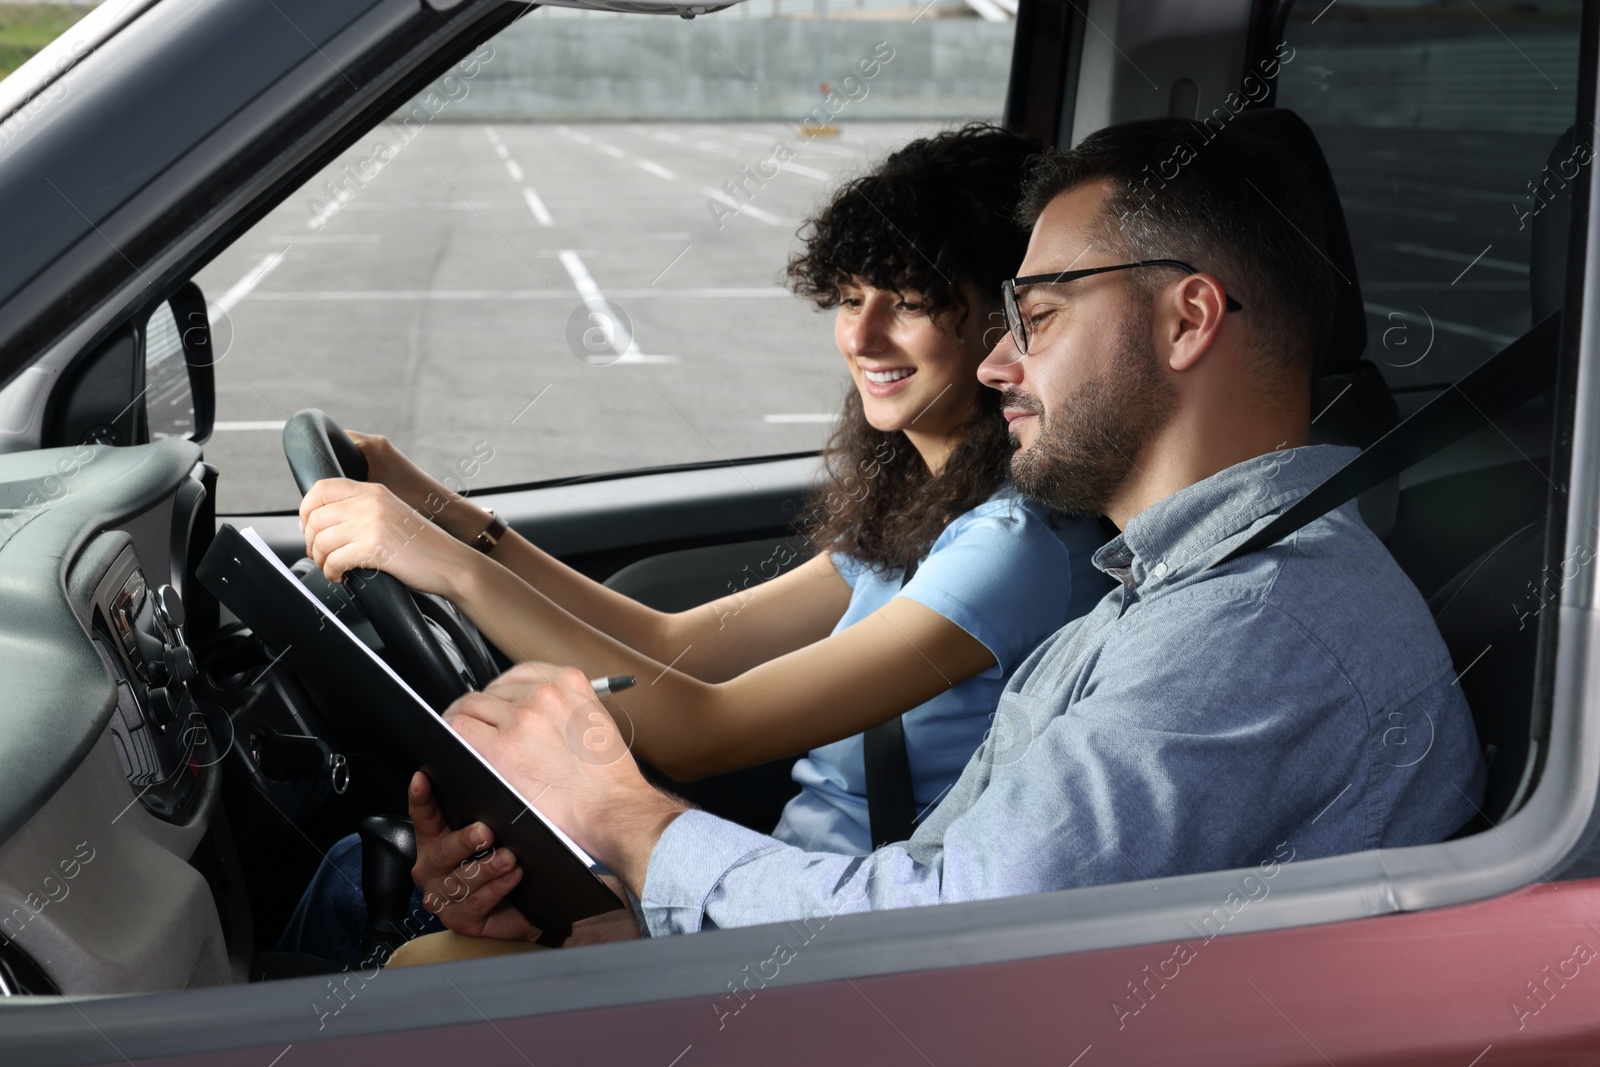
[639,445,1487,935]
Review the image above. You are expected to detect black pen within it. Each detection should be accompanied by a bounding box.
[589,674,636,695]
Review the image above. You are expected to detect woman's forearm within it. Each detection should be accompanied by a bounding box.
[448,551,741,778]
[437,499,688,664]
[468,561,984,781]
[451,513,842,683]
[448,554,991,784]
[304,480,827,712]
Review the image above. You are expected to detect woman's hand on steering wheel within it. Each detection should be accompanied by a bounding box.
[299,477,475,597]
[344,431,490,545]
[343,431,443,511]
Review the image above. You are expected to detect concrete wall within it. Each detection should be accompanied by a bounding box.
[411,18,1581,131]
[1277,36,1579,134]
[407,18,1015,122]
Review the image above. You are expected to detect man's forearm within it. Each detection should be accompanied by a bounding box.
[588,788,689,900]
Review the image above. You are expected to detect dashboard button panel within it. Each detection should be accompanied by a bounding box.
[92,551,213,823]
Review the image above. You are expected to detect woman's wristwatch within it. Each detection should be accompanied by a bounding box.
[468,508,507,555]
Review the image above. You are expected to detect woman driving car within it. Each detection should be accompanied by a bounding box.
[281,124,1112,963]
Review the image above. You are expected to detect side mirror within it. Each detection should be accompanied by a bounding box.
[143,282,216,444]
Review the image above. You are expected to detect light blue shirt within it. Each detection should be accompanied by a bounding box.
[639,445,1488,934]
[771,489,1110,855]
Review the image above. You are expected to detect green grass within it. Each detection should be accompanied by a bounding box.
[0,4,93,81]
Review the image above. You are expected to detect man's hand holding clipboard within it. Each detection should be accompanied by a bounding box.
[411,664,688,946]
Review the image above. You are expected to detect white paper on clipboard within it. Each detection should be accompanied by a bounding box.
[239,527,597,868]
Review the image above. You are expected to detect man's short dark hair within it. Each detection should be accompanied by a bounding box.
[1019,117,1337,380]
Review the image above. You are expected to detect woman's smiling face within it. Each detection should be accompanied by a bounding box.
[833,278,992,443]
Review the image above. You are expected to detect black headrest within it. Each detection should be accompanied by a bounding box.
[1231,108,1367,377]
[1229,109,1396,536]
[1531,126,1577,321]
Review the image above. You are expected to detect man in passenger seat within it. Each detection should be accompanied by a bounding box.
[399,115,1488,952]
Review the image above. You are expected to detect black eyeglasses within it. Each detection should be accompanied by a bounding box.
[998,259,1244,360]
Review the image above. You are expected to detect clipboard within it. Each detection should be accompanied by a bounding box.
[198,523,626,940]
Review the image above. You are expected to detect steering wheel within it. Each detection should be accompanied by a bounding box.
[282,409,498,711]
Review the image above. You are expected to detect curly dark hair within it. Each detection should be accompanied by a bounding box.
[786,123,1043,573]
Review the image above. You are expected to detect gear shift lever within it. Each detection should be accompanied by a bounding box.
[357,815,417,966]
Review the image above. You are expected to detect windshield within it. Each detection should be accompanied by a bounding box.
[193,7,1019,512]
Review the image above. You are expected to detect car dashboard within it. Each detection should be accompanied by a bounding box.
[0,438,235,994]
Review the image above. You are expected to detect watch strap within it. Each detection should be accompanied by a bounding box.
[469,509,507,555]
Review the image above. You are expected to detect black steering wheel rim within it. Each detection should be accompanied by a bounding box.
[283,408,491,711]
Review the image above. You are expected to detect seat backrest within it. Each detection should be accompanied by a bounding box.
[1232,107,1399,538]
[1428,522,1546,823]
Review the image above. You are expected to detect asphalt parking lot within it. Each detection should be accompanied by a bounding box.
[195,119,931,514]
[193,119,1550,515]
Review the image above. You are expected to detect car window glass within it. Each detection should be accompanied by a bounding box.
[1277,0,1584,392]
[195,7,1019,513]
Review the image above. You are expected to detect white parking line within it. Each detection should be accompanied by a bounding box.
[209,248,289,317]
[557,250,678,364]
[562,126,677,183]
[560,249,616,306]
[700,187,784,226]
[780,161,830,180]
[784,139,865,159]
[267,234,381,243]
[326,201,525,211]
[730,130,861,164]
[245,287,792,300]
[505,159,524,181]
[213,420,289,431]
[522,187,554,227]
